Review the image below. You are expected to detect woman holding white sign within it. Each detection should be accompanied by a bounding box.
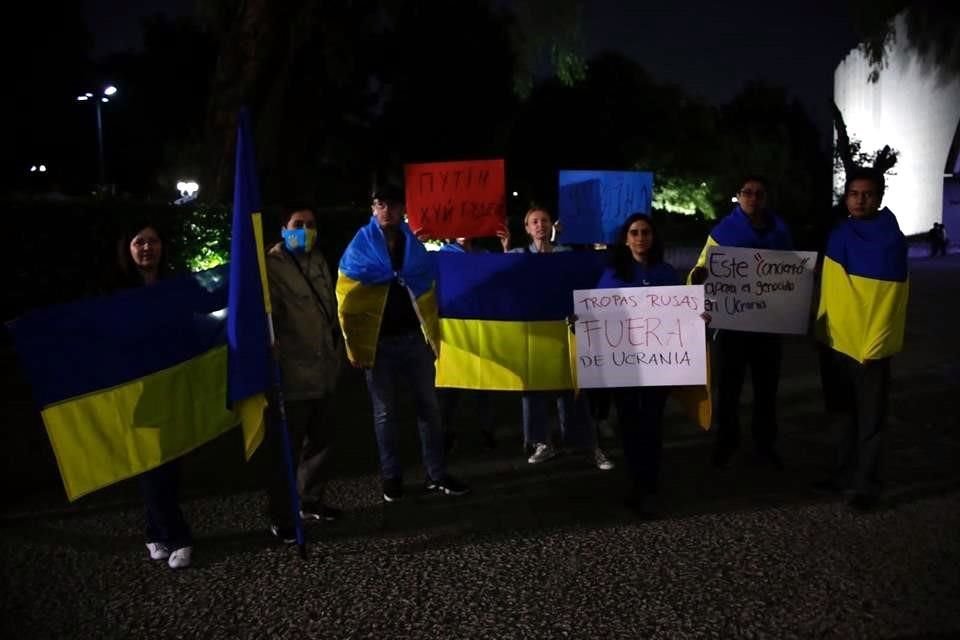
[595,213,681,516]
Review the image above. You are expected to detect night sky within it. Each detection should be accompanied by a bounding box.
[84,0,859,140]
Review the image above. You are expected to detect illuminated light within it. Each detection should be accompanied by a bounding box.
[39,165,47,173]
[512,191,519,197]
[76,95,89,101]
[103,85,118,96]
[85,92,93,97]
[208,308,227,320]
[731,196,738,203]
[30,166,37,172]
[834,12,960,235]
[176,181,187,192]
[101,97,109,103]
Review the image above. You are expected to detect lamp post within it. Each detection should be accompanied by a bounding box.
[76,85,118,190]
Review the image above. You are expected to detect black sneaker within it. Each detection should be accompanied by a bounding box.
[269,524,297,544]
[382,477,404,503]
[300,501,343,522]
[425,475,471,497]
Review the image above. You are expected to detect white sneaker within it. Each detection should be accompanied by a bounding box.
[527,443,557,464]
[145,542,170,561]
[167,546,192,569]
[594,448,615,471]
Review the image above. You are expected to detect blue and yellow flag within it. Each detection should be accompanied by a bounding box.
[8,268,245,501]
[688,206,793,280]
[336,218,439,367]
[227,108,271,458]
[435,252,605,391]
[816,208,908,363]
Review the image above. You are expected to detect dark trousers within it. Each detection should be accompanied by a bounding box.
[823,349,891,496]
[265,396,333,528]
[587,388,612,423]
[613,387,669,493]
[139,459,191,549]
[439,388,494,434]
[716,330,782,452]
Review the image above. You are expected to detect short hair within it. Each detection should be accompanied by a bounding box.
[371,183,404,204]
[844,167,885,197]
[280,204,316,227]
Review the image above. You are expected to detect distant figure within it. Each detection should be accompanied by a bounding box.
[927,223,942,257]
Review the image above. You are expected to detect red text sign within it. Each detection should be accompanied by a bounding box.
[404,159,506,238]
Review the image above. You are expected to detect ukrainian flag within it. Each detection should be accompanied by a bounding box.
[7,109,272,501]
[226,107,271,458]
[688,205,793,281]
[8,268,245,501]
[816,208,908,363]
[435,252,606,390]
[336,218,440,367]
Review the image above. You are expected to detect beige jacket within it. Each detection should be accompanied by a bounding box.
[267,242,344,400]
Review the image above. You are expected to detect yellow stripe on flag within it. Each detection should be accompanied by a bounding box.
[42,346,241,501]
[251,212,272,314]
[436,318,573,391]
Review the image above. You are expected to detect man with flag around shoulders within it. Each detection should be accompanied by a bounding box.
[815,167,908,511]
[337,184,470,503]
[262,204,345,543]
[689,175,793,470]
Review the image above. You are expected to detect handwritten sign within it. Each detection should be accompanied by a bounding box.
[404,159,506,238]
[573,285,707,388]
[558,170,654,244]
[704,246,817,334]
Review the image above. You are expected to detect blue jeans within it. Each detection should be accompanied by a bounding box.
[522,391,595,449]
[364,332,446,481]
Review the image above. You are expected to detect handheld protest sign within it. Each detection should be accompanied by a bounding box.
[404,159,506,239]
[703,246,817,334]
[573,285,707,388]
[558,170,653,244]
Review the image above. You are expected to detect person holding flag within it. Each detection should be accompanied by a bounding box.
[261,204,345,541]
[337,184,470,503]
[815,167,908,510]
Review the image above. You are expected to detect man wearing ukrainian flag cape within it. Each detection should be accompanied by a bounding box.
[816,167,908,510]
[336,185,470,503]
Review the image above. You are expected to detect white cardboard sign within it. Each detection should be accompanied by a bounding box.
[703,246,817,334]
[572,285,707,388]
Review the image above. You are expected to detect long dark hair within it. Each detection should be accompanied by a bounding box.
[115,219,170,288]
[609,212,663,282]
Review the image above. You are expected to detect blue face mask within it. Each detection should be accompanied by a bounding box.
[282,228,317,253]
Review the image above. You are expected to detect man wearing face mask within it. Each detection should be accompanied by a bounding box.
[263,204,344,542]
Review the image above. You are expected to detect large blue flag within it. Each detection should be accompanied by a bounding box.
[227,108,271,457]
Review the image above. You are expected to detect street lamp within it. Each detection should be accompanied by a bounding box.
[76,85,118,189]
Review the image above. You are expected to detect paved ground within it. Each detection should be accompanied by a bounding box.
[1,255,958,639]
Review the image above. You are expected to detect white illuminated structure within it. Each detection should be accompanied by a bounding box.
[834,14,960,236]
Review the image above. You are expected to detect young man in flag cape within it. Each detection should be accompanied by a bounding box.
[815,167,908,510]
[337,184,470,503]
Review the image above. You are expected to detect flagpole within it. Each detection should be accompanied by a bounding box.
[265,291,308,559]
